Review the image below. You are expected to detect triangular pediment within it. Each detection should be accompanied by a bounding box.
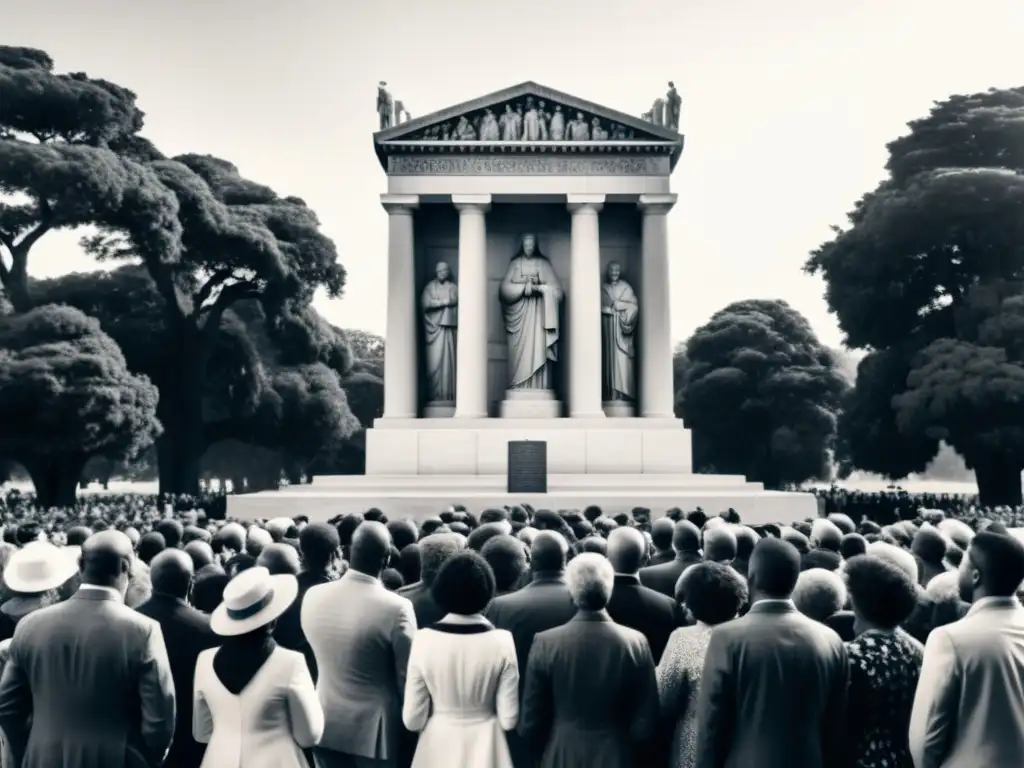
[374,81,681,144]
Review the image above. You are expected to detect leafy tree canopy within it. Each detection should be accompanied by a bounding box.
[0,304,160,506]
[679,299,848,488]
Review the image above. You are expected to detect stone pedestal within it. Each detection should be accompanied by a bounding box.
[603,401,636,418]
[424,401,455,418]
[500,390,561,419]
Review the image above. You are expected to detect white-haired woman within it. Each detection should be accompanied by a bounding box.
[519,553,658,768]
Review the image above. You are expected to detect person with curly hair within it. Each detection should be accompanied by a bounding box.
[842,554,923,768]
[657,561,748,768]
[403,550,519,768]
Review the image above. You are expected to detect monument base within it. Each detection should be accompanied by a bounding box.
[424,401,455,418]
[500,389,561,419]
[603,401,635,418]
[226,473,817,525]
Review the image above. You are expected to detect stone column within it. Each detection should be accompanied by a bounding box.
[380,194,419,418]
[453,194,492,419]
[567,194,606,418]
[638,194,678,418]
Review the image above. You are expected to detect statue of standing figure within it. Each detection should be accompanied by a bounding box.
[665,81,682,131]
[499,234,563,390]
[377,81,394,131]
[421,261,458,406]
[601,262,639,406]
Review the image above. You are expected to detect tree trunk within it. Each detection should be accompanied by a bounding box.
[974,461,1023,507]
[156,329,208,497]
[24,455,87,509]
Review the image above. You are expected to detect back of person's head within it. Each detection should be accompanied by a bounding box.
[15,522,41,546]
[844,554,919,630]
[386,519,418,551]
[299,523,340,572]
[80,530,135,592]
[793,568,848,622]
[66,526,93,547]
[431,550,496,616]
[810,519,843,552]
[481,535,528,592]
[257,542,301,575]
[839,532,867,560]
[925,570,961,602]
[182,525,210,546]
[335,513,364,548]
[747,537,801,599]
[191,570,230,614]
[530,530,568,573]
[480,508,509,525]
[399,543,421,585]
[650,518,674,551]
[212,522,245,554]
[937,518,974,550]
[418,533,463,586]
[581,536,608,556]
[154,519,184,549]
[149,549,195,599]
[827,513,856,535]
[467,522,509,552]
[136,532,167,565]
[866,541,919,584]
[582,505,603,523]
[703,526,738,563]
[780,527,810,555]
[224,552,257,578]
[183,539,215,570]
[911,527,948,565]
[676,561,748,625]
[245,526,273,558]
[731,526,759,560]
[606,527,646,574]
[381,568,405,592]
[347,521,391,576]
[671,520,701,554]
[565,552,615,611]
[964,531,1024,599]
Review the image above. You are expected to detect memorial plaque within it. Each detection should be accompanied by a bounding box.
[507,441,548,494]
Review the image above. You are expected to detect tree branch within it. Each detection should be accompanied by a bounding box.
[199,280,262,345]
[195,268,236,309]
[12,220,53,269]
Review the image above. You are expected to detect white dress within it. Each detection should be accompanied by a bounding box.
[193,645,324,768]
[403,614,519,768]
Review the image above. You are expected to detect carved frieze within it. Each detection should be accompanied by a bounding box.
[388,155,671,176]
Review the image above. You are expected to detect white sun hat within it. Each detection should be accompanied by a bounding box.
[3,542,79,594]
[210,566,298,637]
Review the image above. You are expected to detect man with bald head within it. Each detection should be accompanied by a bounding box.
[605,526,682,664]
[136,549,218,768]
[303,520,416,768]
[639,519,703,598]
[0,531,176,768]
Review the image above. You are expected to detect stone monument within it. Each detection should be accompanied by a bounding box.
[228,80,816,524]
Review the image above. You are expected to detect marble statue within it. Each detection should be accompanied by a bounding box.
[568,112,590,141]
[591,117,608,140]
[522,97,542,141]
[421,261,459,404]
[601,262,639,404]
[651,97,666,126]
[666,81,681,131]
[479,108,500,141]
[537,100,550,139]
[453,115,477,140]
[499,234,564,390]
[500,104,521,140]
[549,106,566,140]
[377,81,393,130]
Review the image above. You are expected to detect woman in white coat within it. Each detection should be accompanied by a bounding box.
[193,566,324,768]
[403,550,520,768]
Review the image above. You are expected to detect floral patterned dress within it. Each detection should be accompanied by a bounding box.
[845,629,924,768]
[655,623,714,768]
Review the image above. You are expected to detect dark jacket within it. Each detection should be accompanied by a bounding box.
[135,592,219,768]
[273,569,332,682]
[638,551,702,599]
[695,600,849,768]
[606,574,682,664]
[398,580,445,629]
[519,610,658,768]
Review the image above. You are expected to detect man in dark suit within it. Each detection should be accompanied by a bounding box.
[639,520,702,598]
[695,537,848,768]
[0,531,176,768]
[136,549,218,768]
[397,533,461,628]
[647,518,676,566]
[487,531,577,768]
[519,552,658,768]
[606,527,682,663]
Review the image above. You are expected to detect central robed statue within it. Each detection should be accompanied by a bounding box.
[499,234,564,390]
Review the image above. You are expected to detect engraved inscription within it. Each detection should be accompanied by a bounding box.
[507,441,548,494]
[388,155,670,176]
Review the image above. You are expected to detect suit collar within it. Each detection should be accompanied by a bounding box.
[572,609,611,622]
[150,592,189,608]
[613,573,640,585]
[749,599,796,615]
[343,570,380,586]
[528,571,566,585]
[74,585,123,603]
[967,595,1021,617]
[431,613,494,634]
[675,550,700,561]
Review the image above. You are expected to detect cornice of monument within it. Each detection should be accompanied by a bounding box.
[373,80,684,174]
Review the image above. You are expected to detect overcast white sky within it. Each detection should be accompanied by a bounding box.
[6,0,1022,347]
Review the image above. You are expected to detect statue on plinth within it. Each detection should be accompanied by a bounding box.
[601,262,639,407]
[479,108,500,141]
[666,81,681,131]
[376,81,394,131]
[499,234,563,390]
[421,261,458,406]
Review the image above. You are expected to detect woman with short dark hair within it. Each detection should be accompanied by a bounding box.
[403,550,519,768]
[657,561,748,768]
[843,554,923,768]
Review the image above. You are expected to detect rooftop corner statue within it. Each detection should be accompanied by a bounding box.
[499,234,563,391]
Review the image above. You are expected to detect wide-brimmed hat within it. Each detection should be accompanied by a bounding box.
[3,542,79,594]
[210,566,298,637]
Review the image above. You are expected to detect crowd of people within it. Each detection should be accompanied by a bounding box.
[0,487,1020,767]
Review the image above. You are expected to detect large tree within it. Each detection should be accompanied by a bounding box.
[678,299,848,488]
[0,305,160,506]
[806,86,1024,504]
